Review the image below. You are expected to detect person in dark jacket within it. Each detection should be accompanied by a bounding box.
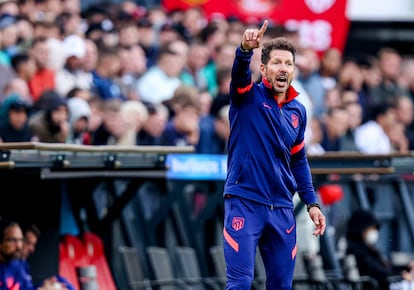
[346,210,414,290]
[0,94,37,142]
[223,20,325,290]
[29,90,69,143]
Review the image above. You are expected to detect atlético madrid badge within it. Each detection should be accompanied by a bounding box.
[232,217,245,231]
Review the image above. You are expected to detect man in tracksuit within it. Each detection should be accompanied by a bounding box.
[223,20,326,290]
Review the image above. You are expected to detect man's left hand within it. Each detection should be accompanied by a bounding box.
[308,207,326,236]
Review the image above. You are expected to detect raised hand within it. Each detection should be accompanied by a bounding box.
[241,20,268,51]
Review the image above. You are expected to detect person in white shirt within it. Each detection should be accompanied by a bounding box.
[354,102,396,154]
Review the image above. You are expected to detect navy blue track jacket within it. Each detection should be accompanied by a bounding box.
[223,47,318,209]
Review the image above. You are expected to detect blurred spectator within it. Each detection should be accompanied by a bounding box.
[338,59,374,123]
[296,48,321,113]
[0,218,62,289]
[0,218,34,289]
[160,84,201,147]
[81,38,98,74]
[136,44,183,104]
[394,95,414,150]
[199,21,227,62]
[354,102,396,154]
[225,17,245,45]
[55,34,92,97]
[29,90,69,143]
[323,86,343,113]
[181,6,206,41]
[369,48,407,106]
[341,101,362,152]
[0,13,20,63]
[10,53,36,91]
[58,10,82,37]
[398,56,414,101]
[320,106,350,151]
[15,16,34,52]
[306,48,342,118]
[91,99,126,145]
[0,62,15,100]
[91,46,125,101]
[21,223,75,290]
[0,93,36,142]
[86,96,103,134]
[137,17,158,68]
[198,104,229,154]
[137,103,169,145]
[356,56,382,122]
[86,18,118,48]
[168,38,190,80]
[66,87,91,101]
[388,121,409,153]
[341,88,359,105]
[198,89,212,117]
[81,4,109,27]
[66,96,91,144]
[117,44,147,101]
[47,37,66,72]
[146,5,167,29]
[117,100,148,145]
[182,39,210,91]
[0,0,19,16]
[346,210,414,290]
[306,117,325,155]
[35,0,63,21]
[202,41,237,97]
[158,20,181,47]
[27,36,55,102]
[209,67,231,117]
[117,21,139,48]
[32,19,60,39]
[2,77,32,104]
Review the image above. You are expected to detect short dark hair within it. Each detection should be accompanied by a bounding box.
[0,218,20,242]
[372,102,395,120]
[261,37,296,65]
[23,222,41,239]
[11,53,30,72]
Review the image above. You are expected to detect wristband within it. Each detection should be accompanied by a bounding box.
[240,44,252,53]
[306,203,321,212]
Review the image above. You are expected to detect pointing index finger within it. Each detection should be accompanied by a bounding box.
[258,20,268,37]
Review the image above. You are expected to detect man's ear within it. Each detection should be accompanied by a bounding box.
[260,63,266,75]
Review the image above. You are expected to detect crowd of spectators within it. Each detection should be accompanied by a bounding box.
[0,0,413,155]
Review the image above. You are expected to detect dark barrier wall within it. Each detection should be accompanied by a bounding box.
[1,143,414,288]
[0,170,61,284]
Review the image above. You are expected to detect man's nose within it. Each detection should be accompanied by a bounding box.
[279,64,288,72]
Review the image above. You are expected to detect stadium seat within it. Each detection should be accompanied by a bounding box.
[59,234,89,290]
[82,231,117,290]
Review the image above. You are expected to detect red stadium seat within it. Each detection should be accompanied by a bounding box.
[59,234,89,290]
[82,232,117,290]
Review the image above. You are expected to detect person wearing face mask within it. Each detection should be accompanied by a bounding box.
[346,210,414,290]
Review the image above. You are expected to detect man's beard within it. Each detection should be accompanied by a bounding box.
[1,251,20,262]
[269,78,292,94]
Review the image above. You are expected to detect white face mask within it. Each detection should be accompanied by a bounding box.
[365,229,379,245]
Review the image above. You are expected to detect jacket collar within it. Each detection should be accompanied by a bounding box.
[262,76,299,105]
